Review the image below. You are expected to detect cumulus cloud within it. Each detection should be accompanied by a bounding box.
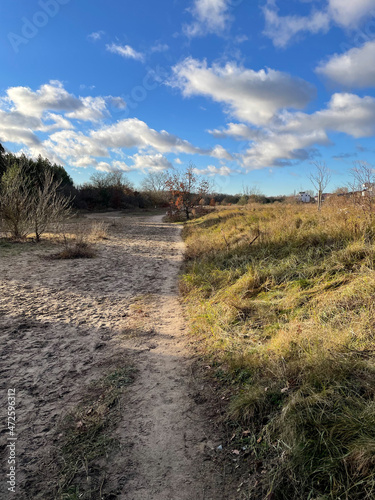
[131,153,173,172]
[0,111,42,147]
[282,93,375,138]
[328,0,375,28]
[66,96,108,122]
[43,113,74,131]
[263,3,330,48]
[0,79,230,171]
[6,81,82,118]
[170,58,315,125]
[263,0,375,47]
[206,93,375,170]
[193,164,233,176]
[239,130,328,169]
[96,160,132,172]
[44,130,108,162]
[209,122,263,140]
[210,145,234,160]
[106,96,127,110]
[90,118,209,155]
[316,40,375,87]
[2,81,115,126]
[237,92,375,169]
[184,0,232,37]
[106,43,145,62]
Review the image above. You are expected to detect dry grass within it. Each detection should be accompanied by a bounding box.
[87,220,109,241]
[47,220,108,259]
[48,242,96,260]
[181,200,375,499]
[55,366,135,499]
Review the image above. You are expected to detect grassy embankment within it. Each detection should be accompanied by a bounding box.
[181,201,375,499]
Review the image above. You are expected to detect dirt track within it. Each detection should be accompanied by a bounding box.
[0,214,225,499]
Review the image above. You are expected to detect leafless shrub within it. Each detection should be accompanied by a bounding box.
[30,171,72,242]
[49,222,97,259]
[0,165,32,239]
[0,165,72,241]
[48,242,96,260]
[88,221,109,241]
[350,161,375,222]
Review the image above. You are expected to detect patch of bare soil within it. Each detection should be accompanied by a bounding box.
[0,214,230,499]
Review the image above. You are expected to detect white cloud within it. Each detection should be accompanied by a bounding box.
[6,80,82,118]
[90,118,208,154]
[170,57,315,125]
[131,153,173,172]
[0,111,42,147]
[3,81,113,125]
[106,43,145,62]
[88,31,105,42]
[282,93,375,138]
[263,0,375,47]
[263,3,330,48]
[43,113,74,131]
[44,129,108,162]
[239,130,328,169]
[328,0,375,28]
[106,96,127,110]
[151,42,169,53]
[237,92,375,169]
[193,164,233,176]
[0,82,228,171]
[210,145,234,160]
[184,0,232,37]
[70,156,96,168]
[209,122,262,140]
[96,160,132,172]
[66,96,108,122]
[316,40,375,87]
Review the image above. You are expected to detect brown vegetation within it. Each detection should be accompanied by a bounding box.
[181,198,375,499]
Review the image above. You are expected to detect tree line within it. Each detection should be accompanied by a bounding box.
[0,144,288,240]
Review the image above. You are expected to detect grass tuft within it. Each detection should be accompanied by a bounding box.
[48,242,96,259]
[56,366,136,499]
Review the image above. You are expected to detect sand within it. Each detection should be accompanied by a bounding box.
[0,214,226,499]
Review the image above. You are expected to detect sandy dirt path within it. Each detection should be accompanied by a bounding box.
[0,214,225,499]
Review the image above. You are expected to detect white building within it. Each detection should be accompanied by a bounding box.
[297,192,311,203]
[362,183,375,196]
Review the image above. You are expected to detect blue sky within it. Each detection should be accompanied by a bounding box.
[1,0,375,195]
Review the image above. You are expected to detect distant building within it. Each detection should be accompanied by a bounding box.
[313,193,332,203]
[362,183,375,196]
[297,192,311,203]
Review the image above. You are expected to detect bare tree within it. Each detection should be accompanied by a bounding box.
[141,171,169,206]
[310,162,331,211]
[0,165,72,241]
[350,161,375,221]
[29,171,72,242]
[89,171,133,190]
[0,164,32,239]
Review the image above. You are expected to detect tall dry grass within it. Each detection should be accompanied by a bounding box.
[181,199,375,499]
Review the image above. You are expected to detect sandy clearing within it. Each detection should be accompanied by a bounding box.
[0,214,226,499]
